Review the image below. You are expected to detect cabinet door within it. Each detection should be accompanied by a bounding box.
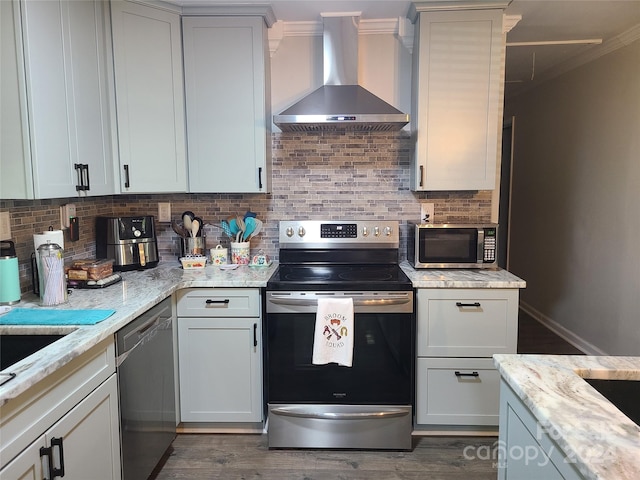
[111,0,187,193]
[183,16,271,193]
[178,317,262,422]
[411,9,504,191]
[0,434,45,480]
[45,374,121,480]
[0,376,120,480]
[19,0,115,198]
[1,0,32,199]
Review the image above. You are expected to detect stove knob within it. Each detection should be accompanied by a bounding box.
[133,229,141,238]
[286,227,294,237]
[373,226,380,237]
[298,226,306,237]
[362,226,369,236]
[383,226,392,236]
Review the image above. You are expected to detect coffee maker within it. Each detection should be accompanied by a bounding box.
[96,216,159,271]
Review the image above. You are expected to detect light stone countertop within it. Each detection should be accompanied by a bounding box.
[0,261,277,405]
[400,261,526,288]
[493,354,640,480]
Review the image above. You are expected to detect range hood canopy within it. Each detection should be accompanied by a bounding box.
[274,15,409,132]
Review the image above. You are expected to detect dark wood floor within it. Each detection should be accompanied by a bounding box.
[517,310,584,355]
[152,434,500,480]
[151,311,582,480]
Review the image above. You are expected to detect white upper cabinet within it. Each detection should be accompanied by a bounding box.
[410,5,506,191]
[183,16,271,193]
[1,0,116,199]
[111,0,187,193]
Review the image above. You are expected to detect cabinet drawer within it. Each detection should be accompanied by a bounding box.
[416,357,500,426]
[417,289,518,357]
[177,288,260,317]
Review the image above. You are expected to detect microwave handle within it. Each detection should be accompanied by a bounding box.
[477,229,485,262]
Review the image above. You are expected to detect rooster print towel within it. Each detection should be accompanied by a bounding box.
[312,297,354,367]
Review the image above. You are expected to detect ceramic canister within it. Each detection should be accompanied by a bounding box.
[211,245,228,265]
[230,242,250,265]
[0,240,21,305]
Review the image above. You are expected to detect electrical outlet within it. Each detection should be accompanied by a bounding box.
[0,211,11,240]
[158,202,171,223]
[59,204,77,229]
[420,203,434,223]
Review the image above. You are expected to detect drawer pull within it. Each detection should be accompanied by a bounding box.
[50,436,65,477]
[205,299,230,305]
[455,302,481,308]
[40,445,54,480]
[455,371,479,377]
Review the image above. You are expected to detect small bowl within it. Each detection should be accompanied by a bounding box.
[180,256,207,269]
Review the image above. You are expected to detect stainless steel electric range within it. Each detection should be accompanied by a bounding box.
[265,220,415,450]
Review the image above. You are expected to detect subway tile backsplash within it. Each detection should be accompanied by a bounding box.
[1,131,492,293]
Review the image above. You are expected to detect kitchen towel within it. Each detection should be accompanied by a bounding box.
[312,297,354,367]
[0,308,115,326]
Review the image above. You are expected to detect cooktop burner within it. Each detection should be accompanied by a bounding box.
[267,264,412,291]
[267,220,412,292]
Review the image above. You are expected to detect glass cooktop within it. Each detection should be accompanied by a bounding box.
[266,264,412,291]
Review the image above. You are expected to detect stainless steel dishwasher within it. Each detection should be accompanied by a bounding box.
[116,296,176,479]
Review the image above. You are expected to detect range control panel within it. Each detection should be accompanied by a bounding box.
[279,220,399,248]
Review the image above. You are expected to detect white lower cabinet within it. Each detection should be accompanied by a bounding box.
[0,339,120,479]
[0,375,120,480]
[498,380,581,480]
[176,288,262,424]
[416,358,500,425]
[415,288,519,428]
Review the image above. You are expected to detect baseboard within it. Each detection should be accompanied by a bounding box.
[412,427,498,437]
[177,422,264,434]
[519,302,608,355]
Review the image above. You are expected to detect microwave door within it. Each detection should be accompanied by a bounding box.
[419,229,478,265]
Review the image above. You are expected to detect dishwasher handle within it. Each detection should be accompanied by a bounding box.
[116,314,170,367]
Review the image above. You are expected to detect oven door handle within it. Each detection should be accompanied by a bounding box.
[270,406,410,420]
[268,296,412,307]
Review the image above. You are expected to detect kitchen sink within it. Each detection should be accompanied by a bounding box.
[0,334,66,371]
[584,378,640,427]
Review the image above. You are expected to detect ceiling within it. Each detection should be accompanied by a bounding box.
[175,0,640,98]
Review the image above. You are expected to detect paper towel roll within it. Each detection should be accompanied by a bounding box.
[33,230,64,252]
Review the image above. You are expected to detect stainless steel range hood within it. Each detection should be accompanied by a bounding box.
[274,15,409,132]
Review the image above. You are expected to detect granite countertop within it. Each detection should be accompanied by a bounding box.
[0,261,277,405]
[493,354,640,480]
[400,261,526,288]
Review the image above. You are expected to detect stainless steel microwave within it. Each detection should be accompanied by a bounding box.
[408,223,498,269]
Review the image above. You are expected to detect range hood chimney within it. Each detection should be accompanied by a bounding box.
[274,15,409,132]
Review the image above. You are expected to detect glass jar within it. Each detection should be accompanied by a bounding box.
[37,242,67,306]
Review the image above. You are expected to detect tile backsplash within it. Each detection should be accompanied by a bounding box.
[1,131,492,294]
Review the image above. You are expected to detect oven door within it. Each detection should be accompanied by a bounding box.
[265,292,415,406]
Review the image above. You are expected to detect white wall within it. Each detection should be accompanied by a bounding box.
[269,29,412,131]
[506,40,640,355]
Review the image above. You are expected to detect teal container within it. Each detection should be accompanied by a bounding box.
[0,240,21,305]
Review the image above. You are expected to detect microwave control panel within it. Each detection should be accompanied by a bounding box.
[483,227,497,262]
